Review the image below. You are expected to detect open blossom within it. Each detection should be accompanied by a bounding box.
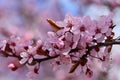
[43,29,81,56]
[45,13,113,56]
[0,36,22,56]
[19,44,36,64]
[19,51,33,64]
[19,46,37,64]
[19,39,46,64]
[43,13,114,75]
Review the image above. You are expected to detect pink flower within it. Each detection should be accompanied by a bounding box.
[43,13,114,75]
[94,14,113,40]
[19,46,35,64]
[19,51,33,64]
[0,12,115,78]
[19,39,46,64]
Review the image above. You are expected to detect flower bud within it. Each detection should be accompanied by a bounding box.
[8,63,18,71]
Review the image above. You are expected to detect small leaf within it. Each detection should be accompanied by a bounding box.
[107,46,112,53]
[36,47,49,56]
[47,19,61,31]
[69,57,87,73]
[69,61,80,73]
[80,57,87,66]
[5,43,12,53]
[72,60,78,63]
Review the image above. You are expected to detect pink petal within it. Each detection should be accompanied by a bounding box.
[20,52,28,58]
[28,57,33,64]
[94,33,102,39]
[19,58,28,64]
[62,47,71,55]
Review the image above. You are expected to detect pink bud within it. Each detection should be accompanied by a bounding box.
[34,67,39,74]
[8,63,17,71]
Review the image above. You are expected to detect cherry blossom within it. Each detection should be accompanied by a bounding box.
[0,13,120,80]
[19,51,33,64]
[44,13,115,75]
[19,39,46,64]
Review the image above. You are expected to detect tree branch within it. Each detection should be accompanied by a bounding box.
[34,55,59,63]
[70,40,120,73]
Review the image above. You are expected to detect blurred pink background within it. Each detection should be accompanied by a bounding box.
[0,0,120,80]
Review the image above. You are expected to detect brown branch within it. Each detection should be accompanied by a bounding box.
[84,41,120,57]
[1,40,120,73]
[34,55,59,63]
[69,40,120,73]
[0,49,59,63]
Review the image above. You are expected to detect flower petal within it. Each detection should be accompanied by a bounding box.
[20,52,28,58]
[19,58,28,64]
[28,57,33,64]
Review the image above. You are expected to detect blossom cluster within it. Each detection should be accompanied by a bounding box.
[0,13,118,78]
[44,14,115,75]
